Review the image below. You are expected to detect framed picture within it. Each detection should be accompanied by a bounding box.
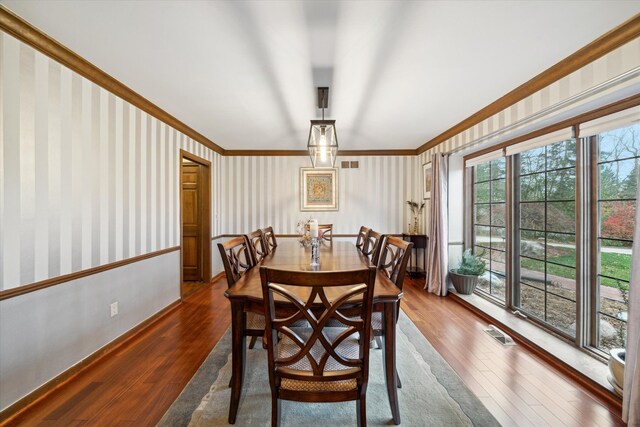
[300,168,339,211]
[423,162,432,199]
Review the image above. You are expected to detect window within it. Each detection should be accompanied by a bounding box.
[515,140,577,337]
[593,122,639,352]
[465,105,639,359]
[473,158,506,302]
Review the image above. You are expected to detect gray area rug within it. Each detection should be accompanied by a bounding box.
[159,314,499,426]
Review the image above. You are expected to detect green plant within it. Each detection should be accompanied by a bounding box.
[454,249,486,276]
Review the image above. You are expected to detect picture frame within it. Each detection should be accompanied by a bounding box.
[423,162,432,199]
[300,168,339,211]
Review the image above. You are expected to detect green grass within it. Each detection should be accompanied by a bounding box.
[520,252,631,287]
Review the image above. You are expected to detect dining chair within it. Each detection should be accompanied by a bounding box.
[371,236,413,387]
[217,236,264,350]
[246,229,268,264]
[262,226,278,254]
[362,229,383,266]
[259,266,377,427]
[318,223,333,241]
[355,226,370,252]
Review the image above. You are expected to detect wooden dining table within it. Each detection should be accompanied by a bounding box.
[224,240,403,425]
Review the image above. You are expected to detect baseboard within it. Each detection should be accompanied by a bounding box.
[448,292,623,413]
[210,272,224,283]
[0,299,182,424]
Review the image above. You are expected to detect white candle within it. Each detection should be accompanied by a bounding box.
[310,220,318,238]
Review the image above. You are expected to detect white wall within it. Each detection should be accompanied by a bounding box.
[0,250,180,411]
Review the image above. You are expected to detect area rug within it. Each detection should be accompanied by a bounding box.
[159,313,498,426]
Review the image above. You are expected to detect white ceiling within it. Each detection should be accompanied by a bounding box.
[3,1,639,150]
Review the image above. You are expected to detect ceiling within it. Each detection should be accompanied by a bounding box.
[2,1,639,151]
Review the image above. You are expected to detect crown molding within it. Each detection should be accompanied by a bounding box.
[224,149,417,156]
[0,6,225,155]
[417,13,640,155]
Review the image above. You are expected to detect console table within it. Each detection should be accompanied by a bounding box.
[402,233,428,277]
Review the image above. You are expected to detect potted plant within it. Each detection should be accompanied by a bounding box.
[449,249,486,294]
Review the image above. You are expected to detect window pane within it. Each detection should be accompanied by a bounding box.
[491,158,506,179]
[491,179,506,202]
[521,202,545,230]
[546,169,576,201]
[491,227,506,250]
[490,204,506,226]
[475,204,490,225]
[520,283,545,319]
[547,233,576,267]
[475,226,490,247]
[520,147,545,175]
[599,200,636,241]
[595,121,638,352]
[520,173,545,201]
[547,294,576,336]
[475,163,491,182]
[475,181,490,203]
[520,257,545,290]
[520,230,545,260]
[547,265,576,300]
[599,125,640,162]
[599,159,639,200]
[546,139,576,170]
[547,201,575,233]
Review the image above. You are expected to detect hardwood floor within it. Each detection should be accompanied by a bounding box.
[2,276,624,426]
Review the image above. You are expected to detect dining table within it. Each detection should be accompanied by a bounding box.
[224,240,403,425]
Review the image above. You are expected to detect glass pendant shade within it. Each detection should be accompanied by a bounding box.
[307,119,338,168]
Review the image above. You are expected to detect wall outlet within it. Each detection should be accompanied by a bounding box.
[110,302,118,318]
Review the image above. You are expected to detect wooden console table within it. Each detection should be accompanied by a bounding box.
[402,234,428,277]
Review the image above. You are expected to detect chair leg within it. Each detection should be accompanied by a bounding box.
[356,395,367,427]
[248,335,258,349]
[396,368,402,388]
[271,396,281,427]
[374,336,383,349]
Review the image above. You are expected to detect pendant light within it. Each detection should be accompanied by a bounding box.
[307,87,338,168]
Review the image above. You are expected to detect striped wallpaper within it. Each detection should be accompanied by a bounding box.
[0,32,222,290]
[419,37,640,164]
[219,155,421,236]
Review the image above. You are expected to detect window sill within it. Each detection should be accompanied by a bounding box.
[448,288,622,411]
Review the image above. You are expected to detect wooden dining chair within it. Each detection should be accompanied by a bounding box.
[355,226,370,252]
[318,224,333,242]
[371,236,413,387]
[262,226,278,254]
[260,266,377,427]
[362,229,383,266]
[246,229,268,264]
[217,236,264,350]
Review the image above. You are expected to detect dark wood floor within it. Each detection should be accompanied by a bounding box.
[2,277,624,426]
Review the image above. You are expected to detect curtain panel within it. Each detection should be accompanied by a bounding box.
[425,153,448,296]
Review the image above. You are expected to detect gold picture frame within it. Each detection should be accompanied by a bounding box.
[423,162,432,199]
[300,168,339,211]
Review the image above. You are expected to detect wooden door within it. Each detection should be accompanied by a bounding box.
[182,162,202,281]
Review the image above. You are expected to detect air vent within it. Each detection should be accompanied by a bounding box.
[484,325,516,346]
[341,161,350,169]
[350,161,359,169]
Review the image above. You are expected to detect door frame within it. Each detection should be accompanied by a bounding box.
[179,149,212,297]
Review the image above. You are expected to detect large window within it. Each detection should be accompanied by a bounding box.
[473,158,506,301]
[593,122,639,352]
[516,139,577,337]
[466,105,638,358]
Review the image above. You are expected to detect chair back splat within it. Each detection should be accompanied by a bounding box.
[260,266,377,426]
[355,226,370,252]
[246,229,268,264]
[217,236,255,287]
[262,226,278,254]
[363,229,384,266]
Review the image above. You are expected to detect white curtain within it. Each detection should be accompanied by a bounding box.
[425,153,448,296]
[623,172,640,425]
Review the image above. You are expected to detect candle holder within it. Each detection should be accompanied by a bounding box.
[310,237,320,266]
